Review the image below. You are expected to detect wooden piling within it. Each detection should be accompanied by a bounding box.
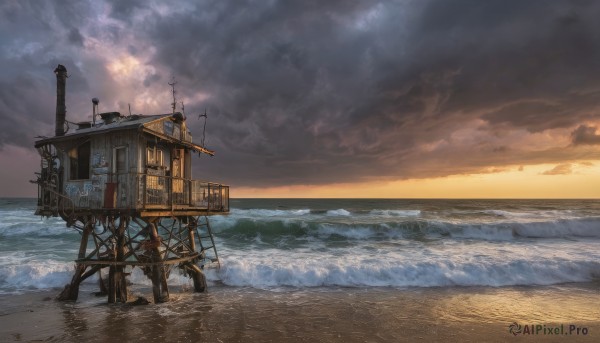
[55,215,216,303]
[148,221,169,303]
[189,264,207,293]
[58,221,93,301]
[115,216,128,303]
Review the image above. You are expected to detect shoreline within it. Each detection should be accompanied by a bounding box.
[1,283,598,342]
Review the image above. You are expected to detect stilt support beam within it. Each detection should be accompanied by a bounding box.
[58,215,217,303]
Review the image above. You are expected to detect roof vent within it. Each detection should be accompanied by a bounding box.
[99,112,122,124]
[76,121,92,130]
[172,112,185,122]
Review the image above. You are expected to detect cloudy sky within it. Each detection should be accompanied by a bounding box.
[1,0,600,198]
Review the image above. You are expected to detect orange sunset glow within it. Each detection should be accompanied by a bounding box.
[232,162,600,198]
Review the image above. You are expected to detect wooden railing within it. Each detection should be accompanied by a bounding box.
[39,172,229,213]
[139,174,229,212]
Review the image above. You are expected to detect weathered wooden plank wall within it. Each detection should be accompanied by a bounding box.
[62,131,142,210]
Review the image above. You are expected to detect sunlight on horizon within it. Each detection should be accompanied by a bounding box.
[232,162,600,198]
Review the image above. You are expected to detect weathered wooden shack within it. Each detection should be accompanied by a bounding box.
[32,64,229,303]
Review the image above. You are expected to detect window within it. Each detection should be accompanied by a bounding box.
[147,145,163,166]
[69,141,90,180]
[114,147,127,174]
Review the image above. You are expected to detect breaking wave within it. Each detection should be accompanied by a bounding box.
[2,199,600,293]
[211,216,600,242]
[0,261,74,294]
[326,209,351,216]
[230,209,311,217]
[218,254,600,288]
[369,209,421,217]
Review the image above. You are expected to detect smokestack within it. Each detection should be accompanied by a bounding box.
[54,64,67,136]
[92,97,99,125]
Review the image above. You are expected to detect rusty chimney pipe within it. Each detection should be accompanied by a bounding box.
[54,64,67,136]
[92,97,99,125]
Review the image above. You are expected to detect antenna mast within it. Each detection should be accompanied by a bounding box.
[168,77,177,114]
[199,108,207,148]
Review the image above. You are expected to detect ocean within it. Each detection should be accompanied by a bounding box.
[1,198,599,342]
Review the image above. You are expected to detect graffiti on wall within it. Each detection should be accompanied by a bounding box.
[65,183,79,197]
[91,174,107,192]
[92,152,109,174]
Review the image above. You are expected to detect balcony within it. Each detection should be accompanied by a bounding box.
[36,172,229,216]
[139,174,229,213]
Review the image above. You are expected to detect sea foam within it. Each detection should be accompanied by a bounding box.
[369,209,421,217]
[2,199,600,294]
[217,246,600,288]
[0,261,74,294]
[326,209,351,216]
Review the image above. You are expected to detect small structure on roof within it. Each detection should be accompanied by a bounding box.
[32,64,229,303]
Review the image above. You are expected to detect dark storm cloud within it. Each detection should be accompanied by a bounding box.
[68,28,85,46]
[105,0,147,21]
[571,124,600,145]
[128,0,600,186]
[0,1,138,151]
[0,0,97,148]
[2,0,600,189]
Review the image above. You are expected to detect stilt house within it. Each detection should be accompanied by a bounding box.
[32,64,229,303]
[35,65,229,218]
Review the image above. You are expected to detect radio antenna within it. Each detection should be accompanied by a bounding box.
[199,108,208,149]
[168,77,177,114]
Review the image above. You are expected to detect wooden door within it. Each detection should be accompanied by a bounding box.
[172,149,184,193]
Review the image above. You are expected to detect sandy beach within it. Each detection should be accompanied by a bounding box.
[1,282,599,342]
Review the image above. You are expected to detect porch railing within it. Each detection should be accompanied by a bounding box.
[140,174,229,212]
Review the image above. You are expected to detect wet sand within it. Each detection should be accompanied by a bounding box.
[0,283,599,342]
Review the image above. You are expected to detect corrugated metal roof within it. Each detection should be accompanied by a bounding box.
[34,113,215,156]
[36,114,166,145]
[72,114,164,135]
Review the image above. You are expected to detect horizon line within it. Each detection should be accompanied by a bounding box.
[2,196,599,201]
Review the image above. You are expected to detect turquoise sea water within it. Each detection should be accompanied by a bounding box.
[1,198,599,294]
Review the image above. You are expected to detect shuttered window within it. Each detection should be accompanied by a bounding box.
[69,141,90,180]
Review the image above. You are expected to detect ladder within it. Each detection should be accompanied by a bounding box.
[195,216,220,269]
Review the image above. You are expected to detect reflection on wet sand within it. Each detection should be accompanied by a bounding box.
[433,286,600,324]
[1,283,599,342]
